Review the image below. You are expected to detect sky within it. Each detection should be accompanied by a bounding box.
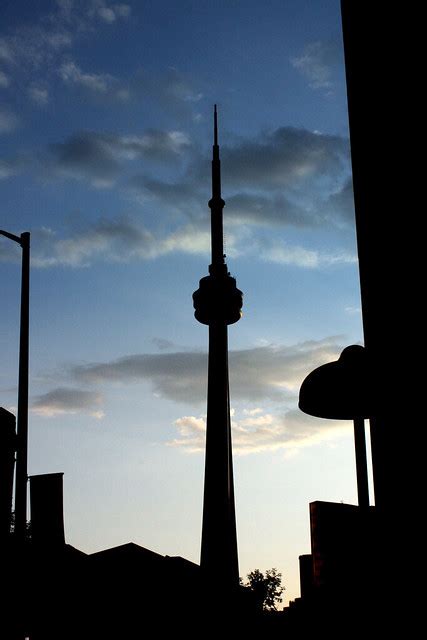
[0,0,366,605]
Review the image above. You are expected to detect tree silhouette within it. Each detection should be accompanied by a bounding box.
[242,568,285,611]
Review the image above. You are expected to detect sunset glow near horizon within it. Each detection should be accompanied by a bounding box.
[0,0,366,605]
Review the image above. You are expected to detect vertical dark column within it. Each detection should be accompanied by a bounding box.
[341,1,402,515]
[201,322,239,586]
[15,232,30,543]
[340,4,414,622]
[193,107,243,592]
[353,417,369,508]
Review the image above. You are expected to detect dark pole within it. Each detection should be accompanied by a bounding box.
[353,417,369,508]
[0,230,30,542]
[15,232,30,542]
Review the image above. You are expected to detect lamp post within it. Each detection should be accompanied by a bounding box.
[0,230,30,542]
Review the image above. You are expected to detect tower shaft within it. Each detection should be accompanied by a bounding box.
[201,322,238,585]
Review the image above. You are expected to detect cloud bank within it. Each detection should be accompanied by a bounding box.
[291,40,341,91]
[72,336,344,405]
[34,336,350,453]
[32,387,104,418]
[168,408,350,455]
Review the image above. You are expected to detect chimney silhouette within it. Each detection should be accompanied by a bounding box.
[30,473,65,547]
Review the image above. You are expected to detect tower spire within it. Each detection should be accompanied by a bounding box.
[209,105,225,272]
[214,103,218,147]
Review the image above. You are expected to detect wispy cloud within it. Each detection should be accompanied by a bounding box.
[0,156,26,180]
[168,408,349,455]
[0,0,132,113]
[0,70,9,88]
[59,60,114,92]
[28,85,49,106]
[291,40,341,92]
[0,107,19,134]
[344,305,361,315]
[34,337,350,453]
[133,126,352,230]
[220,126,348,189]
[251,237,357,268]
[0,214,355,270]
[32,387,104,418]
[72,336,344,405]
[25,219,209,268]
[132,67,203,117]
[48,129,192,187]
[87,2,132,23]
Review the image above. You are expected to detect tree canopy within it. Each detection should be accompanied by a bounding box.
[242,567,285,611]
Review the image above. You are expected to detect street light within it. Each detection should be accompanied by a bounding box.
[0,230,30,542]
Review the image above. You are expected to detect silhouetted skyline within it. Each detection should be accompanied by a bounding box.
[0,0,362,605]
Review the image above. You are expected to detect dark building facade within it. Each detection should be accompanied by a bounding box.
[0,407,16,542]
[29,473,65,548]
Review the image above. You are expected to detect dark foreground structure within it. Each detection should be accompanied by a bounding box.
[285,1,415,634]
[2,1,415,636]
[3,473,257,638]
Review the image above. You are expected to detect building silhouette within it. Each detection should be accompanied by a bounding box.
[193,106,243,591]
[286,1,414,633]
[0,407,16,543]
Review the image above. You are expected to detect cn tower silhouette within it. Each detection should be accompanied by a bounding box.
[193,106,243,589]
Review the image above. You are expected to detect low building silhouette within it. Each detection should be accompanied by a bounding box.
[0,408,16,543]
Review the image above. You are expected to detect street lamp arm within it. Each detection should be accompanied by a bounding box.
[0,229,23,245]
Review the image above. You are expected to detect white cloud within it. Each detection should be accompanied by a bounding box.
[98,7,116,22]
[28,85,49,106]
[133,67,203,116]
[0,40,14,64]
[0,70,9,87]
[114,4,132,18]
[0,157,23,180]
[72,336,344,405]
[254,239,357,268]
[0,108,19,134]
[91,2,131,23]
[48,129,192,187]
[117,130,191,159]
[32,387,105,418]
[0,0,131,104]
[59,61,113,92]
[291,40,340,91]
[26,219,210,269]
[345,306,361,315]
[1,207,355,271]
[136,126,352,231]
[220,126,349,189]
[167,408,350,455]
[243,407,264,416]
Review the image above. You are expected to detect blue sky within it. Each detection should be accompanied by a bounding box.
[0,0,365,604]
